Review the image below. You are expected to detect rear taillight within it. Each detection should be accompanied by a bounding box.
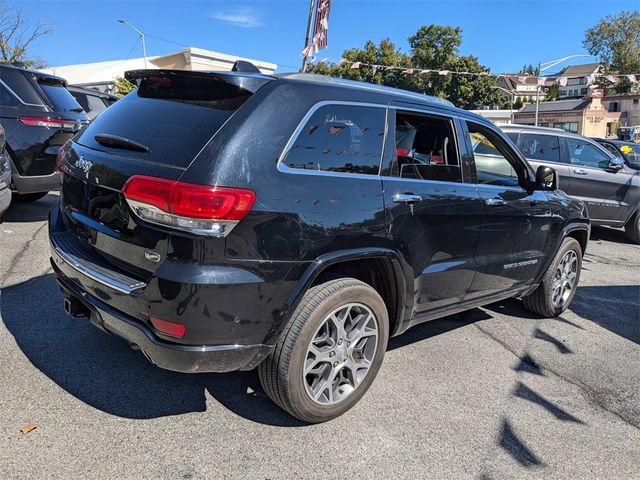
[123,175,256,237]
[19,116,79,129]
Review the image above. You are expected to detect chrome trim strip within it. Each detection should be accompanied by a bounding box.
[52,238,147,294]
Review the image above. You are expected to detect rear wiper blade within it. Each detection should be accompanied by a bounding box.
[69,107,84,113]
[94,134,150,153]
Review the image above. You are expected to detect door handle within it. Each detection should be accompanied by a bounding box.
[485,198,505,207]
[573,169,588,175]
[393,193,422,204]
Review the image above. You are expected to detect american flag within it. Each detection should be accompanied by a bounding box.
[302,0,332,57]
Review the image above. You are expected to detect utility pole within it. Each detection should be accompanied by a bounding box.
[534,54,589,126]
[118,19,148,69]
[301,0,316,72]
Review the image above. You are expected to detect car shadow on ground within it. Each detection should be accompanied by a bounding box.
[589,225,634,245]
[1,193,58,223]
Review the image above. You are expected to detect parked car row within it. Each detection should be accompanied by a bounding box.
[0,62,118,215]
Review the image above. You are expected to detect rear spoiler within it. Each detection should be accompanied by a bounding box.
[124,69,274,95]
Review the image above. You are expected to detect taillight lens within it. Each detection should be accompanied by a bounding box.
[123,175,255,237]
[20,116,79,129]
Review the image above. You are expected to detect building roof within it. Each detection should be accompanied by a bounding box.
[559,63,601,77]
[519,99,589,113]
[41,47,277,87]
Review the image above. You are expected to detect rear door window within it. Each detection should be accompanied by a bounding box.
[38,82,84,114]
[393,110,461,182]
[282,104,386,175]
[519,133,561,163]
[1,68,44,105]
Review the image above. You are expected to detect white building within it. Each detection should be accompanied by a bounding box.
[469,109,516,124]
[43,47,277,93]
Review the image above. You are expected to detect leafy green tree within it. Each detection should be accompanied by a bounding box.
[518,64,539,75]
[584,11,640,74]
[114,76,136,97]
[513,97,523,110]
[546,84,559,100]
[308,25,503,109]
[0,0,51,67]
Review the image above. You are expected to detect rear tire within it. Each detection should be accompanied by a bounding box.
[625,213,640,244]
[258,277,389,423]
[522,237,582,317]
[14,192,48,202]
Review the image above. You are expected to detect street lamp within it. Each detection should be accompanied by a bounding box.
[493,85,516,124]
[534,54,589,126]
[118,19,148,69]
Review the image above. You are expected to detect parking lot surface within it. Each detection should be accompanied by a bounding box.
[1,194,638,479]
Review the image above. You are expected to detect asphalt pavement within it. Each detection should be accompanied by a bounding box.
[1,193,638,479]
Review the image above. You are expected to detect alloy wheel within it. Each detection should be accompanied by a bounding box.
[552,249,578,309]
[303,303,378,405]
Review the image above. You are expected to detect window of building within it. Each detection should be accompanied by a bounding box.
[567,138,611,169]
[519,133,561,163]
[282,104,386,175]
[609,102,620,112]
[634,99,639,105]
[581,88,588,95]
[393,111,460,182]
[554,122,579,134]
[467,122,520,187]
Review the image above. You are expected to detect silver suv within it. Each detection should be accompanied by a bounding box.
[499,125,640,243]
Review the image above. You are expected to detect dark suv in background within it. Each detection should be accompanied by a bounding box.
[500,125,640,243]
[50,69,589,422]
[0,63,88,202]
[68,85,118,120]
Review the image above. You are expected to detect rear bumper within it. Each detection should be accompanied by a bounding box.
[12,171,60,194]
[54,272,272,373]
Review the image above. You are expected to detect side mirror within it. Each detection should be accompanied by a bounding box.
[608,157,625,171]
[535,165,557,191]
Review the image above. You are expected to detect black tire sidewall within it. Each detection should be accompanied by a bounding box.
[286,281,389,423]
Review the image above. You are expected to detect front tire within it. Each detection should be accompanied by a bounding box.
[625,213,640,244]
[258,277,389,423]
[522,237,582,317]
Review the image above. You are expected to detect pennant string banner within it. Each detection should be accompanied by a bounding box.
[338,61,639,85]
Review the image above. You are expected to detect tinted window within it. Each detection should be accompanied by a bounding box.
[283,104,385,175]
[76,77,252,168]
[600,143,618,156]
[519,133,561,162]
[618,143,640,166]
[39,82,84,113]
[1,68,43,105]
[394,111,460,182]
[71,91,90,112]
[567,138,611,168]
[0,83,19,107]
[505,132,519,144]
[468,123,520,187]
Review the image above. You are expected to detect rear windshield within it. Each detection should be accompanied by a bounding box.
[39,82,84,114]
[76,76,251,168]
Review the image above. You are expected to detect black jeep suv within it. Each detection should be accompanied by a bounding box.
[0,63,88,202]
[49,69,589,422]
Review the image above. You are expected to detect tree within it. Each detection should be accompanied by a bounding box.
[308,25,503,109]
[518,64,539,75]
[546,84,559,101]
[0,0,51,67]
[114,76,137,97]
[583,11,640,74]
[513,97,523,110]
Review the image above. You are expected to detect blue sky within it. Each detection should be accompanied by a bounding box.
[10,0,639,73]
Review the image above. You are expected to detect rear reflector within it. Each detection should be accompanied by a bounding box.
[123,175,256,237]
[149,316,187,338]
[20,116,79,130]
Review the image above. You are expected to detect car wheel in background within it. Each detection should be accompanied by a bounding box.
[625,213,640,244]
[522,237,583,317]
[258,277,389,423]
